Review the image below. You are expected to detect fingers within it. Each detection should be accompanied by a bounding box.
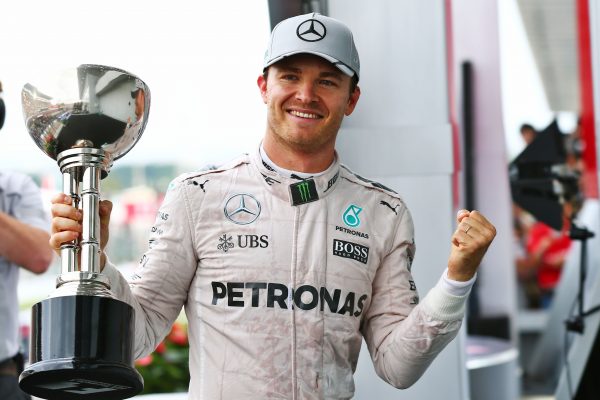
[50,194,114,253]
[51,215,82,235]
[51,204,82,226]
[51,194,80,219]
[451,210,497,254]
[456,209,470,223]
[50,195,81,235]
[455,210,496,239]
[51,192,71,205]
[452,226,476,248]
[467,210,495,228]
[49,230,79,250]
[50,194,81,252]
[449,210,497,281]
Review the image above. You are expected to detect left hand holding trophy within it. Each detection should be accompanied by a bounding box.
[19,65,149,400]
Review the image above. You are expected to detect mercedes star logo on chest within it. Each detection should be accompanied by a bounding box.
[224,193,261,225]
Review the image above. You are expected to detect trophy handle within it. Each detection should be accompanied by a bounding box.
[60,170,81,274]
[60,165,102,275]
[79,163,102,273]
[57,147,112,290]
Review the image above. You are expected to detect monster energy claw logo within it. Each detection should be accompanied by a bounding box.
[343,205,363,227]
[298,182,311,202]
[290,179,318,206]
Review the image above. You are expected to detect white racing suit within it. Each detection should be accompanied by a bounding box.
[104,148,469,399]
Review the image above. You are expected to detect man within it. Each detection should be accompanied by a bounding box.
[50,13,496,399]
[0,81,53,400]
[520,123,537,146]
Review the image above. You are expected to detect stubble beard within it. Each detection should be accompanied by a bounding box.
[266,110,343,154]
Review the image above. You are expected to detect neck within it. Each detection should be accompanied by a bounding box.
[262,135,335,173]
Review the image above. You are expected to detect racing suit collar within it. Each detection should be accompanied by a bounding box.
[253,146,342,206]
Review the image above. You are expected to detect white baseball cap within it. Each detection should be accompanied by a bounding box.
[263,13,360,80]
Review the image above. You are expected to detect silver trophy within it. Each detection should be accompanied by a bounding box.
[19,65,149,400]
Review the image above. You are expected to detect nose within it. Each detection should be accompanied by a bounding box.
[295,81,318,104]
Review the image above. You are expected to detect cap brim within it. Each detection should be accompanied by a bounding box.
[264,51,355,78]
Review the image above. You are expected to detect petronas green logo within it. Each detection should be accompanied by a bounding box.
[343,205,362,227]
[298,181,312,202]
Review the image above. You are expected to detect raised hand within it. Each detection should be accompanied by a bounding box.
[448,209,496,281]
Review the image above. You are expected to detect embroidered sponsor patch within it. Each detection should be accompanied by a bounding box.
[290,179,319,206]
[333,239,369,264]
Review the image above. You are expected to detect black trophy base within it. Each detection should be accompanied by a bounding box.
[19,295,143,400]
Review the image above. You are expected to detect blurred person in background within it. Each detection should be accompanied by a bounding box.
[520,122,538,146]
[523,193,580,309]
[565,117,584,174]
[514,120,584,309]
[49,14,496,398]
[514,203,540,308]
[513,122,539,307]
[0,80,53,400]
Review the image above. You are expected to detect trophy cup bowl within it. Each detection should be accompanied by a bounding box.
[19,65,149,399]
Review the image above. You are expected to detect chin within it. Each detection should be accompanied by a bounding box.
[290,137,333,153]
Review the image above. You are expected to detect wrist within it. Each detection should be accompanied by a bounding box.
[447,268,476,282]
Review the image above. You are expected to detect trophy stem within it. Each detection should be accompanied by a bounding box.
[80,164,101,274]
[61,170,81,275]
[57,146,110,287]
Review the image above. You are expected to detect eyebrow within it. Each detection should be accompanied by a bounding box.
[278,66,343,80]
[318,71,343,80]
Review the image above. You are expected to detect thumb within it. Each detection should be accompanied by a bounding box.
[99,200,113,251]
[99,200,113,223]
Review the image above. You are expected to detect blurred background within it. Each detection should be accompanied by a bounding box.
[2,0,600,399]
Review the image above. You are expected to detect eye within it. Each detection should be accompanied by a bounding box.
[281,74,299,81]
[319,79,337,87]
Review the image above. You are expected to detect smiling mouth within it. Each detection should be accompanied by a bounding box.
[288,110,322,119]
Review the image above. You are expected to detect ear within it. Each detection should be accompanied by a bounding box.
[257,74,268,104]
[344,85,361,116]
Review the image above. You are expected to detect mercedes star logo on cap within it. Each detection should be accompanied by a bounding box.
[224,193,261,225]
[296,19,327,42]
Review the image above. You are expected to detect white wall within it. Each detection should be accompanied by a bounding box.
[451,0,518,334]
[331,1,469,398]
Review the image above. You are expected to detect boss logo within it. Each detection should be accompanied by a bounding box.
[333,239,369,264]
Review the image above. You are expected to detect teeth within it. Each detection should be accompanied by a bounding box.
[290,110,320,119]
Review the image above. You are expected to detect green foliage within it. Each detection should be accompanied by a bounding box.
[135,322,190,394]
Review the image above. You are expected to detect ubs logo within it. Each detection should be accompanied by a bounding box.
[217,234,234,253]
[238,235,269,248]
[224,193,261,225]
[218,234,269,252]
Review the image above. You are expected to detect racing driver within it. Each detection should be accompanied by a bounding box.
[49,12,496,400]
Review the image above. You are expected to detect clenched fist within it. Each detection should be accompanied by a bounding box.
[447,209,496,281]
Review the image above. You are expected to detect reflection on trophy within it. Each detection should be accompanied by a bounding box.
[19,65,149,400]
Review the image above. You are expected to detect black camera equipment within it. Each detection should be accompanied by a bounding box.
[509,119,596,335]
